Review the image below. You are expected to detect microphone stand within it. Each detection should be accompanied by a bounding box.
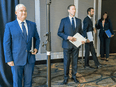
[42,0,51,87]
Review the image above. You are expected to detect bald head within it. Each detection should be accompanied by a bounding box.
[15,4,26,12]
[15,4,27,22]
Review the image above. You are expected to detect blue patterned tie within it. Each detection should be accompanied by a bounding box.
[21,22,27,40]
[72,18,75,31]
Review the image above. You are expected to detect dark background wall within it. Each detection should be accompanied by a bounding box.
[102,0,116,53]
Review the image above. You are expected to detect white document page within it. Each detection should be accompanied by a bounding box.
[87,31,93,42]
[69,33,86,48]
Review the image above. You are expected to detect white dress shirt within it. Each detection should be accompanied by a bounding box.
[88,15,92,19]
[17,19,28,35]
[87,15,93,42]
[69,15,76,28]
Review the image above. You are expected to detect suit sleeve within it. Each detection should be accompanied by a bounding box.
[95,20,100,29]
[3,24,13,63]
[57,19,68,40]
[109,19,114,35]
[34,23,40,51]
[83,19,88,38]
[79,20,84,36]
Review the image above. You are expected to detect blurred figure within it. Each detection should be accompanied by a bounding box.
[83,7,101,69]
[96,12,114,61]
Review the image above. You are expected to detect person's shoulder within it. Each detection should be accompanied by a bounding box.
[98,19,102,23]
[85,16,89,20]
[26,20,36,25]
[61,16,69,21]
[6,20,16,26]
[108,19,111,22]
[75,17,81,21]
[83,16,88,21]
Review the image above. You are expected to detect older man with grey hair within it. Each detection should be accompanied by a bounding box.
[3,4,40,87]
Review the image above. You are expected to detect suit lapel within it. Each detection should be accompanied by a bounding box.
[87,16,93,25]
[15,20,27,42]
[26,20,31,43]
[67,17,72,28]
[75,17,79,32]
[75,18,78,29]
[67,17,75,33]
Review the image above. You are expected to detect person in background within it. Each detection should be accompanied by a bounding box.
[95,12,114,61]
[83,7,101,69]
[3,4,40,87]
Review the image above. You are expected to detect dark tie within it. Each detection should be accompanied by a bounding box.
[21,22,27,40]
[72,18,75,31]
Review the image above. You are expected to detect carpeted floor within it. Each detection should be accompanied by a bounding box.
[32,53,116,87]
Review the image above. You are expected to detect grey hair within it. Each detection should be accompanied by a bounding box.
[15,4,26,11]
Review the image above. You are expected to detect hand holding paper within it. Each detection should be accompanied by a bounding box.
[105,29,113,38]
[69,33,86,48]
[86,39,90,43]
[31,48,38,55]
[93,28,96,34]
[87,31,93,42]
[111,35,114,37]
[81,41,85,44]
[68,36,76,42]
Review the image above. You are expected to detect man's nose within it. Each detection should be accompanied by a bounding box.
[23,11,26,14]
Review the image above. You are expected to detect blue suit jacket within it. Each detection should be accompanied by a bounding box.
[83,16,93,39]
[95,19,114,38]
[3,19,40,66]
[57,17,83,49]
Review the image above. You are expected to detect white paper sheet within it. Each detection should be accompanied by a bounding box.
[69,33,86,48]
[87,31,93,42]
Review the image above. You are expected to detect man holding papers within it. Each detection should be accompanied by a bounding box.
[83,7,101,69]
[58,4,85,84]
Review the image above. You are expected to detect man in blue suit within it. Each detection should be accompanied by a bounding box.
[3,4,40,87]
[83,7,101,69]
[58,4,85,84]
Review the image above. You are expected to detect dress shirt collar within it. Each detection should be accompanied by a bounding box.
[88,15,92,19]
[69,15,75,19]
[17,18,26,24]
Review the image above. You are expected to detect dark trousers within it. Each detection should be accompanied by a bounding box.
[11,63,35,87]
[63,47,79,80]
[100,37,110,58]
[85,42,100,66]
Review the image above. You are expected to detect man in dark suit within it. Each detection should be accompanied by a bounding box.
[83,7,101,69]
[58,4,85,84]
[3,4,40,87]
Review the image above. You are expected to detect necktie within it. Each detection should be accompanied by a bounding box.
[21,22,27,40]
[72,18,75,31]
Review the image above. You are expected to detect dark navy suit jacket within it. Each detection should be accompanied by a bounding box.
[95,19,114,37]
[3,19,40,66]
[83,16,93,39]
[57,16,83,49]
